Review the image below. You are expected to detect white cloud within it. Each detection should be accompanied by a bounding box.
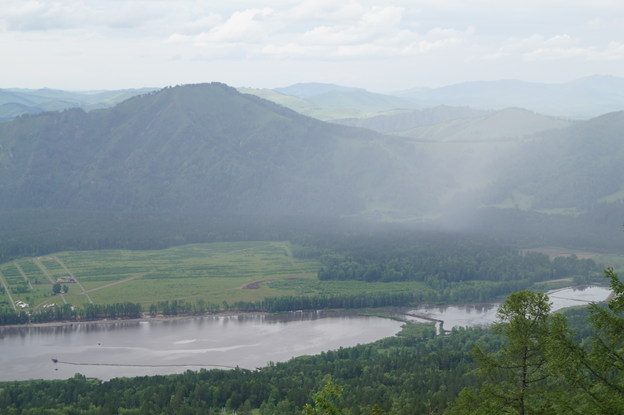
[173,14,222,36]
[170,4,472,60]
[193,8,273,46]
[524,41,624,61]
[287,0,366,23]
[1,1,163,32]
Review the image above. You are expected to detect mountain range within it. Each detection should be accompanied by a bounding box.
[389,75,624,118]
[0,87,158,122]
[2,82,624,221]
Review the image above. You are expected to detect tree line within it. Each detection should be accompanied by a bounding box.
[292,231,600,287]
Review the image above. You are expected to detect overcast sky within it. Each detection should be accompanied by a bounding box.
[2,0,623,92]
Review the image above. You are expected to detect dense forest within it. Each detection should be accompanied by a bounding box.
[292,232,598,284]
[2,200,624,267]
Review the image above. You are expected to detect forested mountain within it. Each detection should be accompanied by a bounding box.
[475,111,624,210]
[2,82,624,219]
[390,75,624,118]
[0,83,452,216]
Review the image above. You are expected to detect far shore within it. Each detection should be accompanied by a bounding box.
[0,311,271,330]
[1,283,611,330]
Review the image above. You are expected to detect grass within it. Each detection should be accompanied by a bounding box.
[396,321,437,338]
[0,262,61,308]
[0,242,324,309]
[0,241,438,312]
[264,278,431,297]
[16,260,49,285]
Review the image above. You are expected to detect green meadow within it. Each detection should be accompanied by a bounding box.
[0,242,329,310]
[0,241,438,311]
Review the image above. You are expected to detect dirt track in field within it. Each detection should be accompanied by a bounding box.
[78,275,142,295]
[241,277,300,290]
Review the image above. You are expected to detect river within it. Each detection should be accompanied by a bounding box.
[0,285,611,381]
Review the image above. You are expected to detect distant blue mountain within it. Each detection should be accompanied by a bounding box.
[389,75,624,118]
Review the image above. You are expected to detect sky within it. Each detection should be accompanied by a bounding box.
[1,0,624,92]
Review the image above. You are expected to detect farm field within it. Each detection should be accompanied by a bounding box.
[0,242,327,310]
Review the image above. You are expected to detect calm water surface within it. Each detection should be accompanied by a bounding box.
[0,285,611,381]
[0,311,402,381]
[397,285,611,329]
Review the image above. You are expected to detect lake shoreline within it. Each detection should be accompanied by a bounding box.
[0,311,272,330]
[2,283,609,330]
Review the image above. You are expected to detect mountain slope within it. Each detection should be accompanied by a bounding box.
[3,83,624,220]
[237,88,364,121]
[331,105,486,133]
[393,108,574,142]
[0,83,449,216]
[478,111,624,209]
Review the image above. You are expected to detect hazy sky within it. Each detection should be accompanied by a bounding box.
[2,0,624,91]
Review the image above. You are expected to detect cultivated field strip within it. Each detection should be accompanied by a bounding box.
[54,256,93,304]
[34,259,67,305]
[0,270,16,311]
[50,242,322,305]
[17,260,49,284]
[13,261,33,289]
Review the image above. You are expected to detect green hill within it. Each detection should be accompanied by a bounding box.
[393,108,574,142]
[0,103,44,122]
[237,87,364,120]
[306,90,421,112]
[239,87,412,121]
[0,83,453,216]
[478,111,624,210]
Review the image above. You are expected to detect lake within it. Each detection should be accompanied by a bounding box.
[396,285,611,330]
[0,285,611,381]
[0,311,403,381]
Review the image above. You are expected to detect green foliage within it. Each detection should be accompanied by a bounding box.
[450,291,554,414]
[52,282,61,294]
[547,267,624,413]
[294,231,598,303]
[448,266,624,414]
[303,379,344,415]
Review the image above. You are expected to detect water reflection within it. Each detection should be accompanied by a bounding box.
[394,285,611,330]
[0,311,402,382]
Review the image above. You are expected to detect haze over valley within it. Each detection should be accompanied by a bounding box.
[3,1,624,413]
